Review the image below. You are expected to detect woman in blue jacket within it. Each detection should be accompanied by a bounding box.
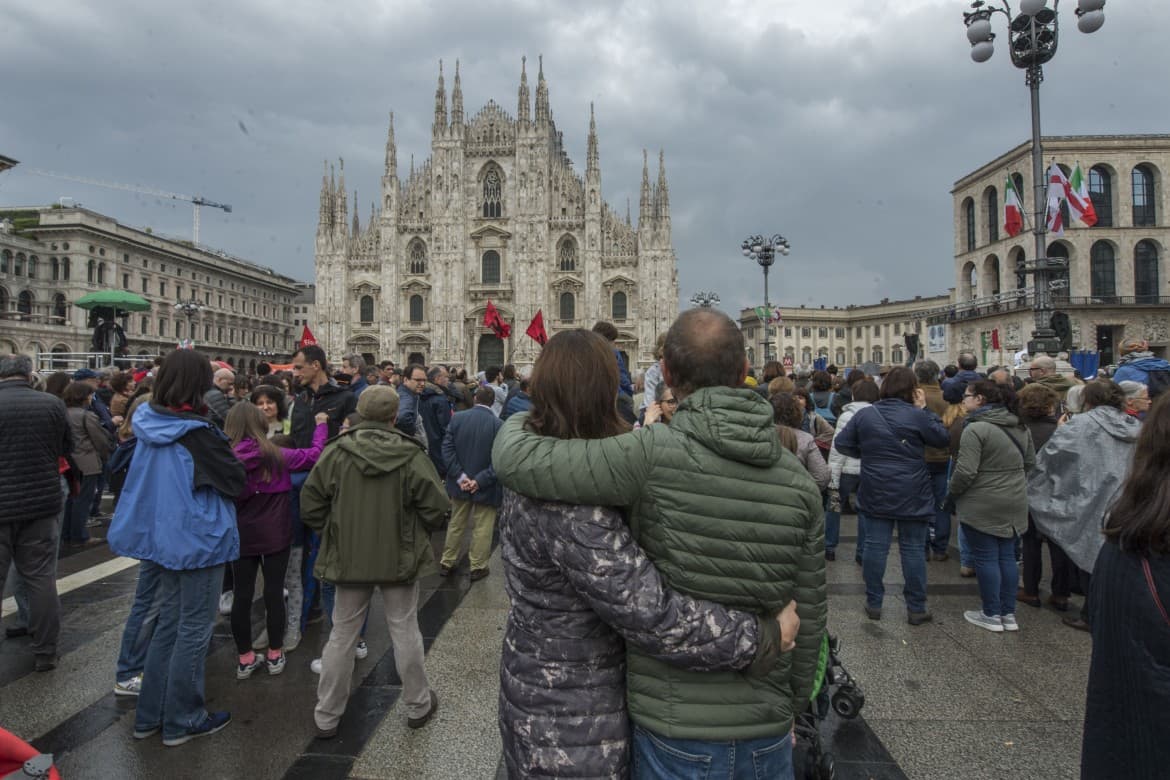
[834,366,950,625]
[107,350,246,747]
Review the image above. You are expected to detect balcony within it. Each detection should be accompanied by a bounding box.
[1051,295,1170,307]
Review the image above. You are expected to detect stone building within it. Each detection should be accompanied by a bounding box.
[0,205,301,371]
[314,58,679,370]
[292,282,316,333]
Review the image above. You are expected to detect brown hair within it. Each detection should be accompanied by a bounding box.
[1017,383,1059,419]
[770,392,804,430]
[225,402,285,481]
[810,370,832,392]
[768,376,795,396]
[1105,392,1170,554]
[663,309,746,398]
[527,329,630,440]
[62,381,94,408]
[852,379,880,404]
[879,366,917,404]
[118,393,152,440]
[1081,379,1125,412]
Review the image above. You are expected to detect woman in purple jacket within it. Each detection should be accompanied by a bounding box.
[225,403,327,678]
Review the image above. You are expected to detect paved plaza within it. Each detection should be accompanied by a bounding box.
[1,511,1089,779]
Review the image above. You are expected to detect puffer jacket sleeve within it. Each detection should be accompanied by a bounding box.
[492,413,652,505]
[827,409,853,488]
[833,408,863,459]
[788,481,828,707]
[549,503,778,674]
[798,437,831,491]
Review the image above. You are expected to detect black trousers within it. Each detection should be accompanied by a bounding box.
[0,514,61,657]
[1021,515,1076,599]
[230,548,291,655]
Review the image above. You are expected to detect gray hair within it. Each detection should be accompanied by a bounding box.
[426,365,446,382]
[1064,384,1085,414]
[654,381,673,403]
[0,354,33,379]
[913,359,940,385]
[344,354,367,372]
[1118,380,1148,399]
[1031,355,1057,373]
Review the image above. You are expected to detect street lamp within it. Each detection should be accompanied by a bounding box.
[175,296,204,347]
[690,290,720,308]
[741,233,790,364]
[963,0,1105,356]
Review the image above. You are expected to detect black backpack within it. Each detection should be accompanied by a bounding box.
[1146,370,1170,400]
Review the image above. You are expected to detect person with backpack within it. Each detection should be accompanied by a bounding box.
[808,370,837,426]
[1112,339,1170,399]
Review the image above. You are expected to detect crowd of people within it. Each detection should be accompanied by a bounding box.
[0,321,1166,778]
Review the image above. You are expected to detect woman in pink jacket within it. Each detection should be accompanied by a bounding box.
[225,403,327,678]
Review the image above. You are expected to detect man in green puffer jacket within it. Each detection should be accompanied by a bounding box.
[492,309,827,777]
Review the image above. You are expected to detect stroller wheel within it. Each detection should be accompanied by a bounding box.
[817,752,836,780]
[831,689,864,719]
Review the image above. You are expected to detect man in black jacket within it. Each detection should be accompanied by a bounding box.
[291,346,357,448]
[0,354,72,671]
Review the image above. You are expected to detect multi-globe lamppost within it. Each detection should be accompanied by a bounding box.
[175,296,204,347]
[742,234,790,364]
[690,291,721,308]
[963,0,1105,356]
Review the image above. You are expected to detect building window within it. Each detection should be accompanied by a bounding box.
[27,257,36,279]
[874,325,881,336]
[409,294,424,323]
[481,250,501,284]
[50,257,59,280]
[1135,240,1160,303]
[835,348,846,365]
[17,290,33,316]
[612,291,627,320]
[13,254,23,276]
[0,250,9,273]
[1089,166,1112,227]
[855,326,862,338]
[559,292,576,321]
[482,167,502,219]
[964,197,976,252]
[783,327,792,338]
[141,277,148,293]
[205,324,212,341]
[159,281,167,297]
[97,262,105,284]
[360,295,374,324]
[801,327,811,338]
[175,321,183,339]
[61,258,69,280]
[1090,241,1116,300]
[141,317,150,335]
[409,241,427,274]
[818,327,828,338]
[1132,165,1156,227]
[835,327,845,339]
[88,260,96,283]
[52,294,67,322]
[176,284,183,301]
[894,323,901,335]
[159,319,168,337]
[872,346,883,363]
[558,237,577,271]
[854,346,864,363]
[892,346,904,364]
[986,186,999,243]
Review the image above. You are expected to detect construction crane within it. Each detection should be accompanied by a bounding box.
[28,168,232,245]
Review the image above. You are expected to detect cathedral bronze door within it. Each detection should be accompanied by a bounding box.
[477,334,505,372]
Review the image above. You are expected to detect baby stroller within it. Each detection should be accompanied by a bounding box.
[793,634,865,780]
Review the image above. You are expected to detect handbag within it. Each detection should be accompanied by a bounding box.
[1142,558,1170,628]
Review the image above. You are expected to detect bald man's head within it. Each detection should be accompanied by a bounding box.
[213,368,235,392]
[662,308,747,398]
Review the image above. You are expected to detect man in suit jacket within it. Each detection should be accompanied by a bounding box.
[439,386,503,581]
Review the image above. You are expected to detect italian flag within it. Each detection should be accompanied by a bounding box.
[1003,175,1024,237]
[1068,163,1098,227]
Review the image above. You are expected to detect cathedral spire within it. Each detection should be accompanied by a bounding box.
[450,60,464,126]
[336,157,348,229]
[352,190,360,236]
[586,102,599,174]
[657,149,669,218]
[384,112,397,178]
[626,197,632,227]
[638,149,652,228]
[535,55,549,125]
[433,60,447,135]
[517,56,530,125]
[319,159,332,227]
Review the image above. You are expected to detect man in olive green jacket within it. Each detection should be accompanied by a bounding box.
[301,385,448,738]
[493,309,826,777]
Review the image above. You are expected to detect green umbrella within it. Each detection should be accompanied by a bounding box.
[74,290,152,312]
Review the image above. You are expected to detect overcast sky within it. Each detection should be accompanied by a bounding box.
[2,0,1165,315]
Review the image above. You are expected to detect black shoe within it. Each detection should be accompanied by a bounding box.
[469,568,489,582]
[907,611,933,626]
[34,654,57,672]
[864,606,881,621]
[438,564,454,578]
[1062,616,1091,632]
[407,691,440,729]
[5,626,29,639]
[825,550,836,561]
[315,724,338,740]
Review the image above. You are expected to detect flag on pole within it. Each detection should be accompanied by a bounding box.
[1003,175,1024,237]
[991,328,1001,350]
[1045,164,1067,236]
[525,309,548,346]
[483,300,512,340]
[298,324,318,348]
[753,306,783,324]
[1068,162,1098,227]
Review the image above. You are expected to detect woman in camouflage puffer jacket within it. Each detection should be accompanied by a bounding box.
[497,330,783,778]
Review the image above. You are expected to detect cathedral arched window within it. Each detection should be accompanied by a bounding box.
[559,292,575,322]
[611,291,627,320]
[360,295,374,324]
[482,251,501,284]
[18,290,33,316]
[558,237,577,272]
[1135,240,1160,304]
[482,167,502,219]
[52,294,67,322]
[409,294,424,323]
[409,241,427,275]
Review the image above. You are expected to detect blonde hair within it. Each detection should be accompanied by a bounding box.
[225,402,284,481]
[768,376,795,396]
[942,401,967,428]
[118,393,152,440]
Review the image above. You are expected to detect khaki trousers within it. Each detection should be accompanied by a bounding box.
[440,500,497,571]
[314,581,431,730]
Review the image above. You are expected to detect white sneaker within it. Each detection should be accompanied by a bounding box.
[114,674,143,697]
[964,610,1004,633]
[310,657,322,674]
[355,640,368,660]
[218,591,234,616]
[1001,614,1019,632]
[284,628,301,653]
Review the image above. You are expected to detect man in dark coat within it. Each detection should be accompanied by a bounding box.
[439,386,503,580]
[291,346,357,448]
[0,354,72,671]
[419,366,455,477]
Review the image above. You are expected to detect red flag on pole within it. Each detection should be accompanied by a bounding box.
[991,328,1001,350]
[525,310,548,346]
[299,324,318,348]
[483,300,512,339]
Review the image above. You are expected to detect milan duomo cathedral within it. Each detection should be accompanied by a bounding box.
[313,57,679,371]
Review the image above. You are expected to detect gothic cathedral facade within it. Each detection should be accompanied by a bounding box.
[313,58,679,371]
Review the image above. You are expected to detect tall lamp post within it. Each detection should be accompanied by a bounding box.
[742,234,790,364]
[176,297,204,348]
[963,0,1105,356]
[690,291,721,308]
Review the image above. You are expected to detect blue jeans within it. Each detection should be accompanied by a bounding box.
[825,473,860,554]
[64,473,101,543]
[958,524,973,569]
[862,517,928,613]
[963,524,1018,617]
[134,564,223,740]
[928,469,951,554]
[116,560,163,681]
[632,725,794,780]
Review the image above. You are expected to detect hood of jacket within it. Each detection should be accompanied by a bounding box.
[1036,373,1075,392]
[967,404,1020,428]
[842,400,871,415]
[670,386,782,468]
[333,421,425,476]
[1119,353,1170,371]
[134,403,212,445]
[421,382,445,399]
[1084,405,1141,443]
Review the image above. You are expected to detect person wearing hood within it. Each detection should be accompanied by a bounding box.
[224,404,328,680]
[419,365,455,477]
[1111,338,1170,398]
[107,349,246,747]
[300,385,449,739]
[947,381,1036,633]
[1026,355,1076,401]
[290,346,358,449]
[1027,380,1141,632]
[827,378,879,563]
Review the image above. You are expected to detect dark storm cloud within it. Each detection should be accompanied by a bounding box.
[1,0,1165,314]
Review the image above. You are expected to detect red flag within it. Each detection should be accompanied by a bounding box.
[991,328,1001,350]
[299,324,318,348]
[525,310,548,346]
[483,300,512,339]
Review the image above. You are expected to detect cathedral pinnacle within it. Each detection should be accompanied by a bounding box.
[517,56,530,125]
[451,60,464,126]
[639,149,652,227]
[319,159,332,227]
[433,60,447,135]
[586,102,599,173]
[535,54,549,125]
[657,150,669,217]
[384,112,397,177]
[352,190,360,236]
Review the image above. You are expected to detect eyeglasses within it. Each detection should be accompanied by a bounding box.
[662,398,679,407]
[409,375,427,383]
